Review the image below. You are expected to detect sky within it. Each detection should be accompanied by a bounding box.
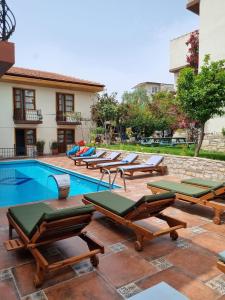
[9,0,199,99]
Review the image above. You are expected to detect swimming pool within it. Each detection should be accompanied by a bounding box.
[0,160,119,207]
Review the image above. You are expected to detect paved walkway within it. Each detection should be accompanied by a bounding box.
[1,156,225,300]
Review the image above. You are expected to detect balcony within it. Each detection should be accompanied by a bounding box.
[186,0,200,15]
[56,112,82,125]
[13,109,43,124]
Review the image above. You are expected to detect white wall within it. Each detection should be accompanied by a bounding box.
[199,0,225,133]
[0,82,97,153]
[170,33,190,72]
[199,0,225,65]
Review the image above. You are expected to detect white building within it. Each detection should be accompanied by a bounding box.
[0,67,104,156]
[133,81,174,97]
[170,0,225,150]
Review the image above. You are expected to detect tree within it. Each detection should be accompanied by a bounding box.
[91,92,119,126]
[122,88,151,105]
[177,55,225,156]
[91,92,119,144]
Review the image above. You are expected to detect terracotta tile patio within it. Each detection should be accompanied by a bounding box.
[0,155,225,300]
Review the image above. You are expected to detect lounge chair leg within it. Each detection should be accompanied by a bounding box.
[213,209,222,225]
[34,263,45,288]
[170,231,178,241]
[90,255,99,267]
[134,234,144,251]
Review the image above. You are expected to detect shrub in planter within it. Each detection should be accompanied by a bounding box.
[50,141,58,155]
[36,140,45,156]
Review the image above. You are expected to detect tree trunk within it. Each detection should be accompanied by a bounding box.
[194,123,205,157]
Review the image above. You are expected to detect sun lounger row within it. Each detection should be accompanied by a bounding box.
[4,191,186,286]
[147,178,225,224]
[68,148,166,178]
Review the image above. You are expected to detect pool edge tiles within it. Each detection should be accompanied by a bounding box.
[0,159,121,207]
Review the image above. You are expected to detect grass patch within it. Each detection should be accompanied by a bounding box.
[93,143,225,161]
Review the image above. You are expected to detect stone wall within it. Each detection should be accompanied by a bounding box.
[202,133,225,152]
[100,148,225,181]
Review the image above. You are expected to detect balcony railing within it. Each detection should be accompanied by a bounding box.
[0,145,37,159]
[56,111,82,125]
[13,109,43,124]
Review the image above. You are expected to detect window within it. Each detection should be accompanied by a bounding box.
[152,87,159,94]
[25,129,36,145]
[13,88,35,110]
[57,93,74,113]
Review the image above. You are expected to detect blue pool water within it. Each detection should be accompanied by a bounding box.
[0,160,119,207]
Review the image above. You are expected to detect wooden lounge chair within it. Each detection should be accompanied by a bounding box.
[217,250,225,273]
[71,150,106,165]
[83,151,121,168]
[181,178,225,191]
[4,202,104,287]
[83,191,186,251]
[147,180,225,224]
[97,153,139,172]
[118,155,166,178]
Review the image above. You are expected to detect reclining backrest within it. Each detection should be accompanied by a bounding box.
[108,152,121,160]
[122,192,175,216]
[122,153,138,163]
[145,155,163,166]
[95,150,106,158]
[80,147,96,157]
[35,205,94,241]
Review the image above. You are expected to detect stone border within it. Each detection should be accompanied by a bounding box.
[99,148,225,181]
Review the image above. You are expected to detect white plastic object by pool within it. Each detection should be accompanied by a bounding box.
[49,174,70,199]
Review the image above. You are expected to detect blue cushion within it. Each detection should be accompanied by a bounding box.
[80,147,96,157]
[66,145,80,156]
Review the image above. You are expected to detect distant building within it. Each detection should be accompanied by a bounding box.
[133,82,174,97]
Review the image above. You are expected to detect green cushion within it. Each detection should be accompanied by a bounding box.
[9,203,54,238]
[147,180,212,197]
[84,191,175,217]
[9,203,94,238]
[181,178,224,189]
[42,204,94,222]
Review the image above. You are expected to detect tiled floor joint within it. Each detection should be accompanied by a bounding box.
[206,274,225,296]
[149,257,173,271]
[117,282,142,298]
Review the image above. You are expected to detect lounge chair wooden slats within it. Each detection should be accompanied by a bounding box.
[83,191,186,251]
[5,202,104,287]
[147,180,225,224]
[84,151,121,168]
[71,150,106,165]
[97,153,139,172]
[118,155,166,178]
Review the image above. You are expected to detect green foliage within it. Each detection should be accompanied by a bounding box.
[96,143,225,161]
[177,55,225,124]
[177,55,225,156]
[222,128,225,137]
[91,92,119,126]
[122,88,151,105]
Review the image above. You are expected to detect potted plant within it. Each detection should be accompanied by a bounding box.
[36,140,45,156]
[51,141,58,155]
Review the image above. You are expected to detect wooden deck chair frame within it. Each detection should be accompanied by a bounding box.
[121,165,168,179]
[217,260,225,273]
[72,151,106,166]
[83,197,186,251]
[5,212,104,287]
[147,184,225,225]
[85,154,121,169]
